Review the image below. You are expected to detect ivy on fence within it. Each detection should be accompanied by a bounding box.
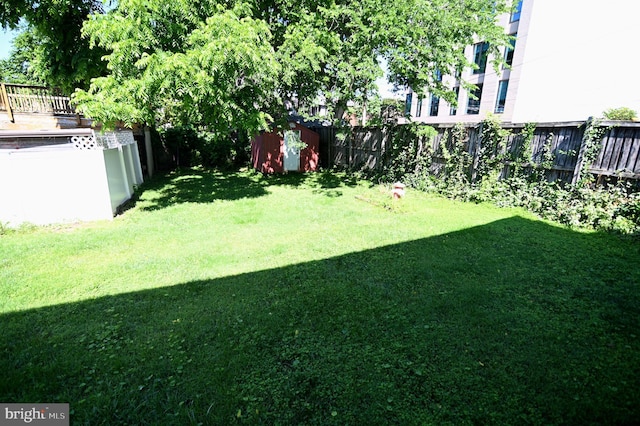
[572,118,608,187]
[321,118,640,234]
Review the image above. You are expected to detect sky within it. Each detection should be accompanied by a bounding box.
[0,28,18,59]
[376,77,404,100]
[376,58,405,100]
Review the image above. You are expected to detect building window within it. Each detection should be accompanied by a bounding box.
[511,0,523,22]
[416,96,423,117]
[504,33,516,67]
[472,42,489,74]
[429,94,439,116]
[450,87,460,115]
[405,93,413,116]
[495,80,509,113]
[466,84,483,115]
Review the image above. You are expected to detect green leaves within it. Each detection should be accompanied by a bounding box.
[383,0,510,101]
[76,4,280,134]
[72,0,511,135]
[0,0,107,92]
[603,107,638,121]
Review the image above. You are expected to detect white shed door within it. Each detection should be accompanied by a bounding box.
[283,130,302,172]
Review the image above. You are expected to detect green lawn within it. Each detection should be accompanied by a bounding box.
[1,168,639,425]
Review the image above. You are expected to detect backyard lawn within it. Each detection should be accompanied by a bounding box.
[1,168,639,425]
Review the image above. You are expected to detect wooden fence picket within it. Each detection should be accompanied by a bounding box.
[310,120,640,184]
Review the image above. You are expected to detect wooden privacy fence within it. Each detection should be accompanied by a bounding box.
[0,83,75,122]
[311,126,389,171]
[310,120,640,184]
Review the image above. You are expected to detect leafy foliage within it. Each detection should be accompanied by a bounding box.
[438,123,472,195]
[0,0,107,92]
[366,98,407,125]
[574,118,608,188]
[0,27,42,85]
[75,3,280,134]
[383,0,510,103]
[603,107,637,121]
[383,123,437,186]
[475,113,509,183]
[73,0,511,131]
[156,126,250,169]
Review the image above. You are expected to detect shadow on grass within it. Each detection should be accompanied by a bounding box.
[2,217,639,424]
[127,168,365,212]
[132,168,270,211]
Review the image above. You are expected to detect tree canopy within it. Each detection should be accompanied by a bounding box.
[73,0,511,135]
[0,27,42,85]
[0,0,107,92]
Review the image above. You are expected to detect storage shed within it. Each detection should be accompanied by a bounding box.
[251,122,319,173]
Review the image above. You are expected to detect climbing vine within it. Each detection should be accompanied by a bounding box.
[384,123,437,186]
[476,114,510,183]
[512,122,536,177]
[439,122,472,196]
[576,118,608,187]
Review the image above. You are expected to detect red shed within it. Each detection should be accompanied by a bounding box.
[251,122,319,173]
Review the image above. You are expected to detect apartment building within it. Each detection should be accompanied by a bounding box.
[406,0,640,124]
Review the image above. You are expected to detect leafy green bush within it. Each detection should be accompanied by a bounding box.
[159,127,200,168]
[383,123,437,183]
[476,114,509,183]
[157,127,249,169]
[603,107,637,121]
[196,131,236,168]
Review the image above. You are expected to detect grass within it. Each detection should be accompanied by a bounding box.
[1,168,639,425]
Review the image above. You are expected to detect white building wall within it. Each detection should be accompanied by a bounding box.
[408,0,640,124]
[511,0,640,122]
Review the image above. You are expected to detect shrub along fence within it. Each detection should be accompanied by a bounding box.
[310,119,640,185]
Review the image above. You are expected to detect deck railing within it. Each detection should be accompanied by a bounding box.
[0,83,75,122]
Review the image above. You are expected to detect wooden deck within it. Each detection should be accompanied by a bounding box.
[0,83,91,130]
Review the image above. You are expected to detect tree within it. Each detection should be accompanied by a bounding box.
[382,0,511,104]
[0,26,43,85]
[0,0,107,92]
[603,107,637,121]
[74,0,512,136]
[366,98,407,125]
[75,2,280,137]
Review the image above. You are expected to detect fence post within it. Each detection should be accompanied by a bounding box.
[144,125,154,177]
[381,126,389,170]
[348,127,353,169]
[0,83,14,123]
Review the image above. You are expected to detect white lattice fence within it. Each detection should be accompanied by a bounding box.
[95,131,135,149]
[71,135,99,150]
[71,130,136,150]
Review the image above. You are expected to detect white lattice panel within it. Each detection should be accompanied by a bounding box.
[71,131,136,150]
[95,131,136,149]
[71,135,98,150]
